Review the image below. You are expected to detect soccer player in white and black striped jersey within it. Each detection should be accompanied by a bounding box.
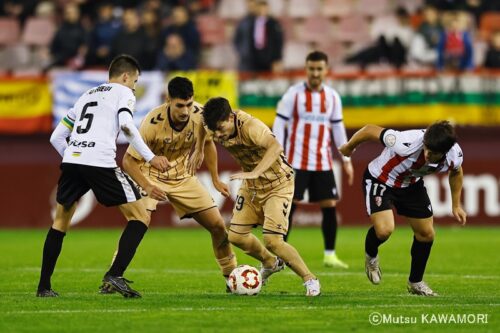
[36,55,170,297]
[273,51,354,269]
[339,121,467,296]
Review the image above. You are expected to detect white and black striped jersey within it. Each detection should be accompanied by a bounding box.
[368,128,464,188]
[273,82,348,171]
[60,83,136,168]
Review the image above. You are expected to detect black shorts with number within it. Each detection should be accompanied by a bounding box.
[362,168,433,219]
[56,163,141,208]
[293,169,339,202]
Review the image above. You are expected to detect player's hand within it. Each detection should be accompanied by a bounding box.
[150,156,170,173]
[187,149,204,175]
[213,178,230,197]
[339,144,354,157]
[343,160,354,186]
[230,172,257,181]
[452,205,467,225]
[145,184,167,201]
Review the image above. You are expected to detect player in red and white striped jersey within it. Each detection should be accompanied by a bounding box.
[340,121,467,296]
[273,51,353,268]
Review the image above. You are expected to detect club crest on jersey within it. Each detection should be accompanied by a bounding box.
[164,138,172,144]
[375,196,382,207]
[384,134,396,147]
[186,131,193,141]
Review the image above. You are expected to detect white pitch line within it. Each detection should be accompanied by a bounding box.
[3,303,499,315]
[10,267,500,280]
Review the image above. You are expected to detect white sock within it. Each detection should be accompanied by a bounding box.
[324,250,335,256]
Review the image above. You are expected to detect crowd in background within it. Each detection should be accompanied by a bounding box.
[0,0,499,75]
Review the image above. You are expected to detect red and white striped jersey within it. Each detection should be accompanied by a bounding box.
[273,82,347,171]
[368,128,464,188]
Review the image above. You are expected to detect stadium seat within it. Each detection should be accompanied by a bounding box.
[217,0,247,21]
[286,0,320,19]
[203,44,238,70]
[279,16,296,41]
[0,18,21,46]
[297,16,333,44]
[196,15,226,45]
[333,15,371,44]
[21,17,56,46]
[282,42,311,70]
[356,0,392,18]
[322,0,354,19]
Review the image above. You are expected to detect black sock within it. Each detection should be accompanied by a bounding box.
[284,203,297,242]
[38,228,66,291]
[321,207,337,251]
[365,226,387,257]
[106,220,148,277]
[409,236,433,283]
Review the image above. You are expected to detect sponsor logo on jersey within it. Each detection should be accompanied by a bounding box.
[375,196,382,207]
[68,139,96,148]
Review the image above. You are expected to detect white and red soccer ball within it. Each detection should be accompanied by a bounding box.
[228,265,262,295]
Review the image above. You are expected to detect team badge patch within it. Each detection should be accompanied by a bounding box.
[375,196,382,207]
[384,134,396,147]
[127,99,135,111]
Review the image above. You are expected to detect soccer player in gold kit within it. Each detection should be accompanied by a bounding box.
[201,97,320,296]
[101,77,237,292]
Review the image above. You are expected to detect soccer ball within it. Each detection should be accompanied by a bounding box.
[228,265,262,295]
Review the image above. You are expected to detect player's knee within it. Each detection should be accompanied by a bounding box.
[263,234,284,253]
[415,228,435,242]
[209,222,228,241]
[375,225,393,240]
[228,229,247,246]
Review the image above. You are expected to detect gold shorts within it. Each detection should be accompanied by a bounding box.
[230,179,294,235]
[142,176,216,219]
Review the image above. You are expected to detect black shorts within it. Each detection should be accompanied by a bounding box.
[362,169,433,219]
[293,169,339,202]
[56,163,141,208]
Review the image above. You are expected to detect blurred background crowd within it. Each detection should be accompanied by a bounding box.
[0,0,499,75]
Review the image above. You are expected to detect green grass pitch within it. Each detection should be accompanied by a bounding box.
[0,226,498,333]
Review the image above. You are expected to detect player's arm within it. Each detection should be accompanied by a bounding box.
[188,122,207,174]
[50,110,76,157]
[122,152,167,201]
[204,138,230,197]
[118,111,170,172]
[272,90,294,148]
[339,125,385,157]
[331,120,354,186]
[448,166,467,225]
[230,133,283,181]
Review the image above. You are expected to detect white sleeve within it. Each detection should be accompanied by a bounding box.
[381,129,423,156]
[272,114,287,148]
[49,122,71,157]
[118,111,155,162]
[329,91,350,161]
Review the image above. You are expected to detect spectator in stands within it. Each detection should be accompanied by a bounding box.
[437,11,474,70]
[484,30,500,69]
[49,3,88,70]
[86,1,121,67]
[233,0,284,72]
[1,0,37,26]
[161,6,201,61]
[346,7,414,69]
[409,5,443,66]
[141,9,162,70]
[155,33,197,71]
[110,8,151,69]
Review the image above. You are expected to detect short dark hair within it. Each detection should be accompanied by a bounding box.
[108,54,141,79]
[168,76,194,100]
[203,97,232,131]
[306,51,328,64]
[423,121,457,153]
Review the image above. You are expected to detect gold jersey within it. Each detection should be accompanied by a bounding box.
[127,102,204,181]
[213,110,293,191]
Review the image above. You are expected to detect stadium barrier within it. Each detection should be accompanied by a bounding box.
[0,126,498,228]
